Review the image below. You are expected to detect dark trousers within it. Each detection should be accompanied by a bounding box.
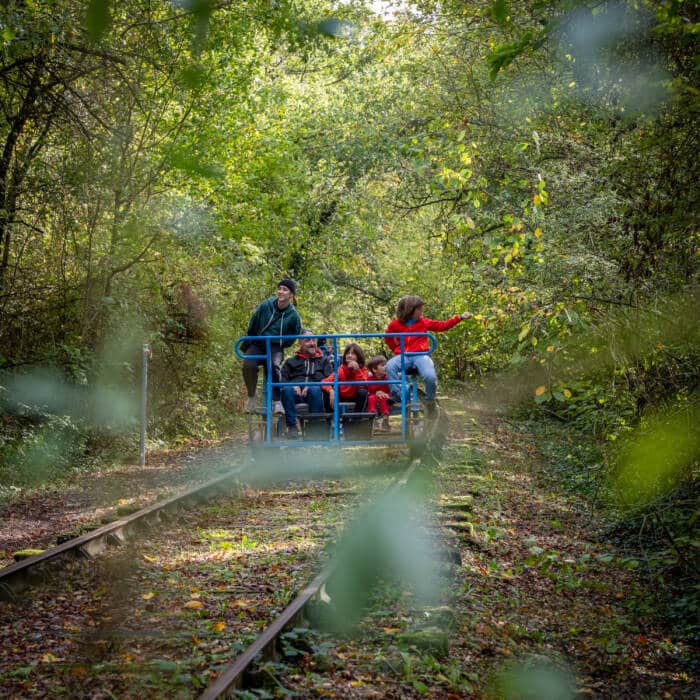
[351,387,368,412]
[242,342,283,401]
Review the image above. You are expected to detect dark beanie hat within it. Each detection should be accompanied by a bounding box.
[278,278,296,295]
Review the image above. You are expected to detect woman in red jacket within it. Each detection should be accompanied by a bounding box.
[385,296,471,415]
[323,343,369,411]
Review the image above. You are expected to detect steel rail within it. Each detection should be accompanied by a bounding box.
[199,457,424,699]
[0,466,245,600]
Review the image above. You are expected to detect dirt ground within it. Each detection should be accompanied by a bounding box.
[1,400,697,698]
[0,432,248,567]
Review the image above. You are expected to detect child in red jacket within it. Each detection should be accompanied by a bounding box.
[323,343,369,411]
[385,296,471,415]
[367,355,392,430]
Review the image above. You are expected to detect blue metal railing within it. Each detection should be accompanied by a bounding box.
[234,332,437,445]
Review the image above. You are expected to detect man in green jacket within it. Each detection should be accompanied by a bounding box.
[242,279,302,414]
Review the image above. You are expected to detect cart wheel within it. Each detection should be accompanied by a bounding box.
[410,412,425,439]
[409,441,425,460]
[249,415,266,444]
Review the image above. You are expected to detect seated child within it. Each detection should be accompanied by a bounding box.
[322,343,368,411]
[385,295,471,416]
[367,355,392,430]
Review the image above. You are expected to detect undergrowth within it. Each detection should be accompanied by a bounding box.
[524,412,699,642]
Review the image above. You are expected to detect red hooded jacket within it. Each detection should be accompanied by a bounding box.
[385,315,462,354]
[367,372,390,396]
[322,363,369,399]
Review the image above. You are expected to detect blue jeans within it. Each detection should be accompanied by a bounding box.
[281,385,325,428]
[385,354,438,402]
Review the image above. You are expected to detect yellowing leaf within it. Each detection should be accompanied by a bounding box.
[518,324,530,342]
[184,600,204,610]
[534,227,542,238]
[563,389,572,398]
[568,81,576,87]
[382,627,401,634]
[143,555,158,562]
[547,345,555,353]
[42,653,58,663]
[142,591,155,600]
[230,598,254,608]
[213,621,226,632]
[535,386,547,397]
[533,193,541,206]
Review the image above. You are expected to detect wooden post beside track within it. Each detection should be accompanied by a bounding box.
[139,343,150,467]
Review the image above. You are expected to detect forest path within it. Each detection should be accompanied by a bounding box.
[439,395,697,697]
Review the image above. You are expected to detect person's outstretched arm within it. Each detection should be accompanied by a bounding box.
[424,311,471,332]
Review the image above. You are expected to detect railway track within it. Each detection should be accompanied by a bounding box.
[0,467,246,601]
[199,459,424,699]
[0,409,450,697]
[199,408,452,698]
[0,449,416,697]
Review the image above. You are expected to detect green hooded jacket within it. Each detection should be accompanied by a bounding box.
[245,297,301,348]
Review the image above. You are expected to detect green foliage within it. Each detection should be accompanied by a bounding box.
[0,5,696,641]
[0,411,87,498]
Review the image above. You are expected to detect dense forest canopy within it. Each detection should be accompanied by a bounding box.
[0,0,697,629]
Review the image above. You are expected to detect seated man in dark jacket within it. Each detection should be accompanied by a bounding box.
[280,329,333,438]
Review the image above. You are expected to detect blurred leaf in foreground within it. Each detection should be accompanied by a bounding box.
[492,655,576,699]
[612,404,700,507]
[85,0,111,43]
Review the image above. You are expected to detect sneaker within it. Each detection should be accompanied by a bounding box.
[374,416,390,433]
[245,396,257,413]
[287,425,299,439]
[273,400,285,415]
[425,401,437,418]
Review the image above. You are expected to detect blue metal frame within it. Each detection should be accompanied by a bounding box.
[234,332,437,447]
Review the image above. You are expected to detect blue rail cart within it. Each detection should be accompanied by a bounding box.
[234,332,438,449]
